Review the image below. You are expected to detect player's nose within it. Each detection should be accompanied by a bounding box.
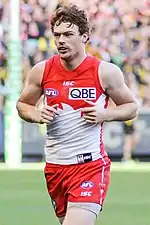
[59,34,66,44]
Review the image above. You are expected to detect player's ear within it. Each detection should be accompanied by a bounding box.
[81,33,89,44]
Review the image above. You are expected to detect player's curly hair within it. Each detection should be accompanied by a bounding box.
[50,4,90,42]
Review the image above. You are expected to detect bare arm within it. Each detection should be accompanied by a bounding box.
[16,61,45,123]
[16,61,59,124]
[100,61,138,121]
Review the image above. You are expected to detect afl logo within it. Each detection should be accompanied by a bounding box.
[45,88,59,98]
[80,181,94,189]
[69,88,96,100]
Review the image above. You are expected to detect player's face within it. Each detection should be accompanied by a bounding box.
[53,22,86,60]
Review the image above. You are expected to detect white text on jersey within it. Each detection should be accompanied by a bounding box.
[63,81,75,86]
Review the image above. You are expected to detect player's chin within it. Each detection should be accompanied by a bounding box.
[59,53,71,60]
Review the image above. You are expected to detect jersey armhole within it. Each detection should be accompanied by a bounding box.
[93,58,105,94]
[41,57,54,86]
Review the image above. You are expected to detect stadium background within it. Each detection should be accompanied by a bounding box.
[0,0,150,225]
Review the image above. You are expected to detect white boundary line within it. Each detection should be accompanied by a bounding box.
[0,162,150,171]
[111,162,150,172]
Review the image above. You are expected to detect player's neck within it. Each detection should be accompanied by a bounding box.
[60,52,87,71]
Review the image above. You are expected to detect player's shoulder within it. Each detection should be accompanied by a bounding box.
[32,60,46,73]
[99,61,121,74]
[31,56,57,74]
[88,55,101,63]
[99,61,123,79]
[26,60,47,85]
[32,55,58,71]
[98,61,124,90]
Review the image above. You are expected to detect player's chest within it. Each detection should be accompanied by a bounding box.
[44,77,98,103]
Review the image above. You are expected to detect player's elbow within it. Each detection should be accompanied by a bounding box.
[128,102,139,120]
[16,100,26,120]
[16,101,22,117]
[16,100,19,111]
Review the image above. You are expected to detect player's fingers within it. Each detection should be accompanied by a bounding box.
[45,103,59,108]
[82,107,95,113]
[52,103,59,109]
[84,100,96,106]
[40,118,53,124]
[45,105,59,115]
[84,111,96,117]
[42,113,54,121]
[84,119,96,124]
[83,115,95,121]
[41,108,54,116]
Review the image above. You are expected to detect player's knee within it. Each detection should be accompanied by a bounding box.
[62,207,96,225]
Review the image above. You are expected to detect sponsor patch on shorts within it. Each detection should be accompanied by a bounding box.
[77,153,92,164]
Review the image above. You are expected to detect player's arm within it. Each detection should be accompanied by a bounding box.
[16,61,45,123]
[100,61,138,121]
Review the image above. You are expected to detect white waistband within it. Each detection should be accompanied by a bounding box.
[45,152,102,165]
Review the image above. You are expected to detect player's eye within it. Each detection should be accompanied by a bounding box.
[65,33,73,37]
[54,33,60,37]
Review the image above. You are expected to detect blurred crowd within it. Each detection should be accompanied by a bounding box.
[70,0,150,106]
[0,0,150,108]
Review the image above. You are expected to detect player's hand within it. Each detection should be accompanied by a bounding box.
[82,100,108,124]
[38,104,59,124]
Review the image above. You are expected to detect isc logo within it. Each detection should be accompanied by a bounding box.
[45,88,59,98]
[69,88,96,100]
[63,81,75,86]
[80,191,92,197]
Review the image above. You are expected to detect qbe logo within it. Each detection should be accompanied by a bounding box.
[45,88,59,98]
[69,88,96,100]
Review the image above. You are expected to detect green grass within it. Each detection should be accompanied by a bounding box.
[0,170,150,225]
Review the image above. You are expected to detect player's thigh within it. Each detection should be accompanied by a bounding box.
[68,158,111,212]
[44,164,67,218]
[62,207,96,225]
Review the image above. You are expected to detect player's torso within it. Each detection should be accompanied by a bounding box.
[42,55,109,164]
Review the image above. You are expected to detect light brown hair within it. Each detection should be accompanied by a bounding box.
[51,4,90,42]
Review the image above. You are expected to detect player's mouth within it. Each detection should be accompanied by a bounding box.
[58,47,69,54]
